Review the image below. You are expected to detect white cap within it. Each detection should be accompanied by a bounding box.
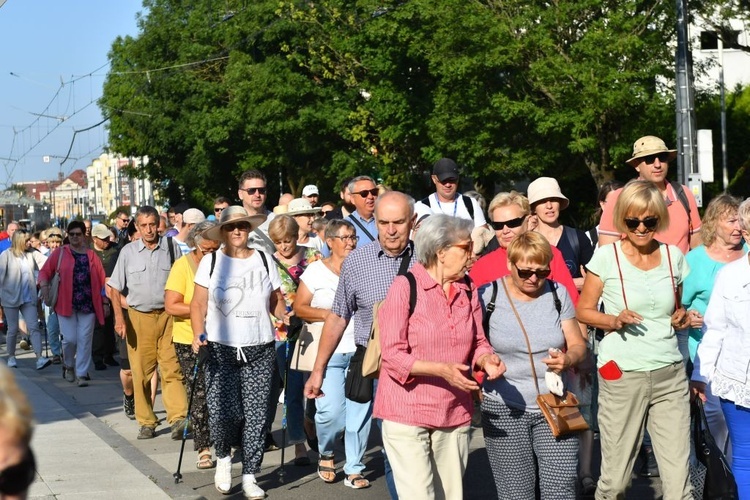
[302,185,319,197]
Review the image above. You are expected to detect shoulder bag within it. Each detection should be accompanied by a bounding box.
[289,322,323,372]
[692,398,737,499]
[500,277,588,437]
[44,246,65,309]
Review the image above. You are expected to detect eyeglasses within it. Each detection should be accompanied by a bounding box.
[451,242,473,254]
[68,232,84,237]
[241,187,267,195]
[514,264,551,280]
[222,222,252,232]
[489,215,527,230]
[0,448,36,495]
[331,235,359,242]
[352,188,379,198]
[641,152,671,165]
[624,216,659,231]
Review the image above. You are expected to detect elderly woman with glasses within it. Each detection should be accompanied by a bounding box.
[165,220,220,470]
[39,221,107,386]
[0,230,50,370]
[577,180,691,498]
[469,191,578,304]
[190,206,288,499]
[374,214,505,499]
[480,231,587,499]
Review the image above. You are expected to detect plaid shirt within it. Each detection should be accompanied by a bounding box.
[331,239,414,347]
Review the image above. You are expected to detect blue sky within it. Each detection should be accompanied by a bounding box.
[0,0,142,187]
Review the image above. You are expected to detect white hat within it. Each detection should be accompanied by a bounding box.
[527,177,569,210]
[91,224,112,240]
[302,185,319,197]
[286,198,322,216]
[182,208,206,224]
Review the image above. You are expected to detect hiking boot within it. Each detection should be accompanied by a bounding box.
[137,426,156,440]
[123,393,136,420]
[36,357,52,370]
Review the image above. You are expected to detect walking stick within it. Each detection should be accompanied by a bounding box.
[277,314,303,482]
[174,340,209,484]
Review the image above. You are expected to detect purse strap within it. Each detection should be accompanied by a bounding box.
[500,277,541,396]
[612,243,628,310]
[666,246,679,312]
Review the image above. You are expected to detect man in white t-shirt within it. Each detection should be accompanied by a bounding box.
[415,158,486,228]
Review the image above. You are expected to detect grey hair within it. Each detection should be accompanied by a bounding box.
[414,214,473,267]
[347,175,376,193]
[187,220,219,248]
[739,198,750,232]
[324,219,356,239]
[374,191,415,220]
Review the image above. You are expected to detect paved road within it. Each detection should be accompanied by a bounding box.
[4,342,664,499]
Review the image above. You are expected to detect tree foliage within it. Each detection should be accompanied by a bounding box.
[102,0,684,220]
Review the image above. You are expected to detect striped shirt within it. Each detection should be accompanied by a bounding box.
[331,239,413,347]
[373,263,494,428]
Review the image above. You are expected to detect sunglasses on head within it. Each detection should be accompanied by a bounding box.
[223,222,252,232]
[641,152,671,165]
[514,264,551,280]
[0,448,36,495]
[352,188,379,198]
[241,187,267,195]
[624,216,659,231]
[489,215,527,230]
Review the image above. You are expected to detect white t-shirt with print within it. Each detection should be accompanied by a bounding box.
[194,250,282,347]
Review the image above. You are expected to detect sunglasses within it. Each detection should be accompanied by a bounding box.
[641,152,671,165]
[624,216,659,231]
[514,264,551,280]
[214,207,226,213]
[68,232,84,237]
[241,187,267,195]
[489,215,527,230]
[438,177,458,185]
[222,222,252,232]
[352,188,379,198]
[451,242,473,254]
[0,448,36,495]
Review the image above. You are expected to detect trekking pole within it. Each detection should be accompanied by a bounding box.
[278,338,291,482]
[174,337,208,484]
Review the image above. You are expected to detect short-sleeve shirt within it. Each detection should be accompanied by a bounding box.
[586,241,689,371]
[598,183,702,254]
[194,250,281,347]
[299,260,356,354]
[481,279,575,411]
[331,240,414,346]
[348,211,378,244]
[415,193,486,228]
[165,254,198,345]
[108,237,181,312]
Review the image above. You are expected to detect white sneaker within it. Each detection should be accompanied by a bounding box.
[36,357,52,370]
[7,356,17,368]
[214,456,232,494]
[242,474,265,499]
[63,366,76,383]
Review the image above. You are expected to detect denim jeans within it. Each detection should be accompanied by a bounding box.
[45,307,61,356]
[267,340,306,444]
[316,352,371,475]
[721,398,750,499]
[5,302,43,358]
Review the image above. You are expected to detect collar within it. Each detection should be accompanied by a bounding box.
[376,240,413,259]
[353,210,374,222]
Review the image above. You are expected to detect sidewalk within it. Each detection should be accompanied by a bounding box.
[5,341,662,499]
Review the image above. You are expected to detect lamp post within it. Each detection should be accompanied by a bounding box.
[718,37,729,190]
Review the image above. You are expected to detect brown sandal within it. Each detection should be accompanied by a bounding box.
[196,450,215,470]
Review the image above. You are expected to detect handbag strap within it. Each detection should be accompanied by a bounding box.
[54,245,66,275]
[500,277,541,396]
[612,243,628,310]
[665,245,679,312]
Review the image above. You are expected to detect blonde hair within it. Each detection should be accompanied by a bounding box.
[268,215,299,242]
[487,191,529,217]
[0,365,33,445]
[612,180,669,234]
[10,230,29,258]
[507,231,553,267]
[701,193,741,246]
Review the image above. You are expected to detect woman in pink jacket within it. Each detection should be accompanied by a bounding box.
[39,221,106,387]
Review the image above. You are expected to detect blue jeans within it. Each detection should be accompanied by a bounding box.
[45,308,61,356]
[267,340,306,444]
[316,352,371,475]
[721,398,750,499]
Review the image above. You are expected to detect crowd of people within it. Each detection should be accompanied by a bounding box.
[1,133,748,499]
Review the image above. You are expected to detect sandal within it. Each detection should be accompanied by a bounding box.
[196,450,215,470]
[317,456,336,483]
[344,474,370,489]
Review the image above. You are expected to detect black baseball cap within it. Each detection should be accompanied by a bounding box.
[432,158,460,182]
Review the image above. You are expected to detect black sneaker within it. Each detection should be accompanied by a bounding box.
[137,426,156,439]
[104,356,120,367]
[123,393,136,420]
[94,360,107,371]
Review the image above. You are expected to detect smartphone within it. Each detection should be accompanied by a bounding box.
[598,359,623,381]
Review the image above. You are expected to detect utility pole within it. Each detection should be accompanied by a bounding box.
[675,0,697,186]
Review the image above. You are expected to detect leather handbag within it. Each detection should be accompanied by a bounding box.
[290,323,323,372]
[692,398,738,499]
[501,278,588,437]
[44,246,65,309]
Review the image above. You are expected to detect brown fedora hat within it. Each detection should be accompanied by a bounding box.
[202,206,266,241]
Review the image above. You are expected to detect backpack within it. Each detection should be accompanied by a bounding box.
[209,249,269,277]
[484,279,561,334]
[669,181,694,246]
[421,194,475,221]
